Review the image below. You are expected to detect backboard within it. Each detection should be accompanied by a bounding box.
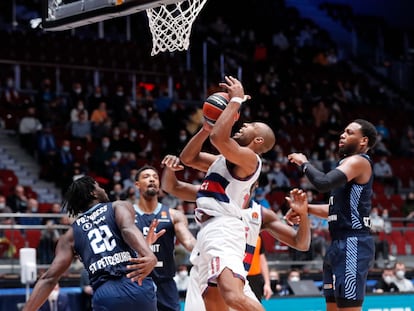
[41,0,180,31]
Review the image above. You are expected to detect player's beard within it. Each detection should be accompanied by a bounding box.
[338,143,358,158]
[145,187,159,197]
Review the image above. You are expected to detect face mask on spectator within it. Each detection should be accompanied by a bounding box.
[289,276,300,282]
[0,203,5,209]
[383,275,393,284]
[396,270,405,279]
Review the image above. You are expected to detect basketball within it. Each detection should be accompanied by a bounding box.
[203,92,231,125]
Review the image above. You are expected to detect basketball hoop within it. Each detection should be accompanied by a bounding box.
[146,0,208,56]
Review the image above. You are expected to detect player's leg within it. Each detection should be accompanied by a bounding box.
[215,268,264,311]
[203,285,229,311]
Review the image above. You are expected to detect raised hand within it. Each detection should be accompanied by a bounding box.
[161,154,184,171]
[145,219,166,245]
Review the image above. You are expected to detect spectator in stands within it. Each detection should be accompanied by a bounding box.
[399,126,414,157]
[18,106,42,156]
[35,78,57,117]
[173,264,190,299]
[110,85,127,122]
[311,100,329,129]
[253,187,271,209]
[279,268,301,296]
[372,266,399,293]
[6,184,28,214]
[372,134,391,156]
[375,119,391,142]
[272,30,290,51]
[403,191,414,218]
[37,124,58,181]
[108,183,125,202]
[373,156,398,194]
[38,218,60,264]
[90,136,114,177]
[88,85,107,114]
[257,159,271,193]
[1,76,22,108]
[90,101,110,139]
[70,109,92,144]
[269,269,282,296]
[39,283,72,311]
[70,100,88,123]
[123,168,138,194]
[0,194,14,226]
[109,126,124,152]
[148,111,163,132]
[68,81,86,111]
[267,161,291,191]
[19,198,42,226]
[56,139,74,191]
[370,207,395,266]
[312,136,329,162]
[119,129,143,157]
[393,262,414,292]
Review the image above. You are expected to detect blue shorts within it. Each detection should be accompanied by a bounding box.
[92,277,157,311]
[154,278,181,311]
[323,235,374,308]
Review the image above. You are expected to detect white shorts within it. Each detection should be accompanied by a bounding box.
[185,264,258,311]
[190,215,247,295]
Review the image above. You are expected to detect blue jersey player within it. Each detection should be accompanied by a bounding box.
[133,165,196,311]
[22,176,157,311]
[288,119,378,311]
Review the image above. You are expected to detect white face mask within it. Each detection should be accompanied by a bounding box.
[383,275,393,284]
[178,270,188,278]
[396,270,405,279]
[289,276,300,282]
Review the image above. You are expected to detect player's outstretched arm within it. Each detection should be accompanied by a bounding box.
[179,125,218,172]
[262,189,311,251]
[161,154,199,202]
[212,76,257,174]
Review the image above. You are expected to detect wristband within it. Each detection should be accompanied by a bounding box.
[230,96,247,105]
[301,162,309,174]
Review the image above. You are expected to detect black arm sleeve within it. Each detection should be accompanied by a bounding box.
[303,163,348,193]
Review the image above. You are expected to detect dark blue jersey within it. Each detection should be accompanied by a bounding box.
[328,154,373,239]
[134,203,176,279]
[72,202,137,291]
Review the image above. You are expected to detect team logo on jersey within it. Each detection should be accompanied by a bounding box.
[249,211,260,225]
[82,222,92,231]
[161,211,167,218]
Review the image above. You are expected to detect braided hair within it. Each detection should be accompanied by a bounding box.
[62,176,97,217]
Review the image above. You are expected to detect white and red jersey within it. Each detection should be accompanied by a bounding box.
[195,154,262,220]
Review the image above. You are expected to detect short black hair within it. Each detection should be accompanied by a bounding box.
[354,119,378,149]
[135,165,158,181]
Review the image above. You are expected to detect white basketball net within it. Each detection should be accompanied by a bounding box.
[146,0,207,56]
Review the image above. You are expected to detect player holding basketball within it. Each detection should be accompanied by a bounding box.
[179,76,276,311]
[287,119,378,311]
[156,154,311,310]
